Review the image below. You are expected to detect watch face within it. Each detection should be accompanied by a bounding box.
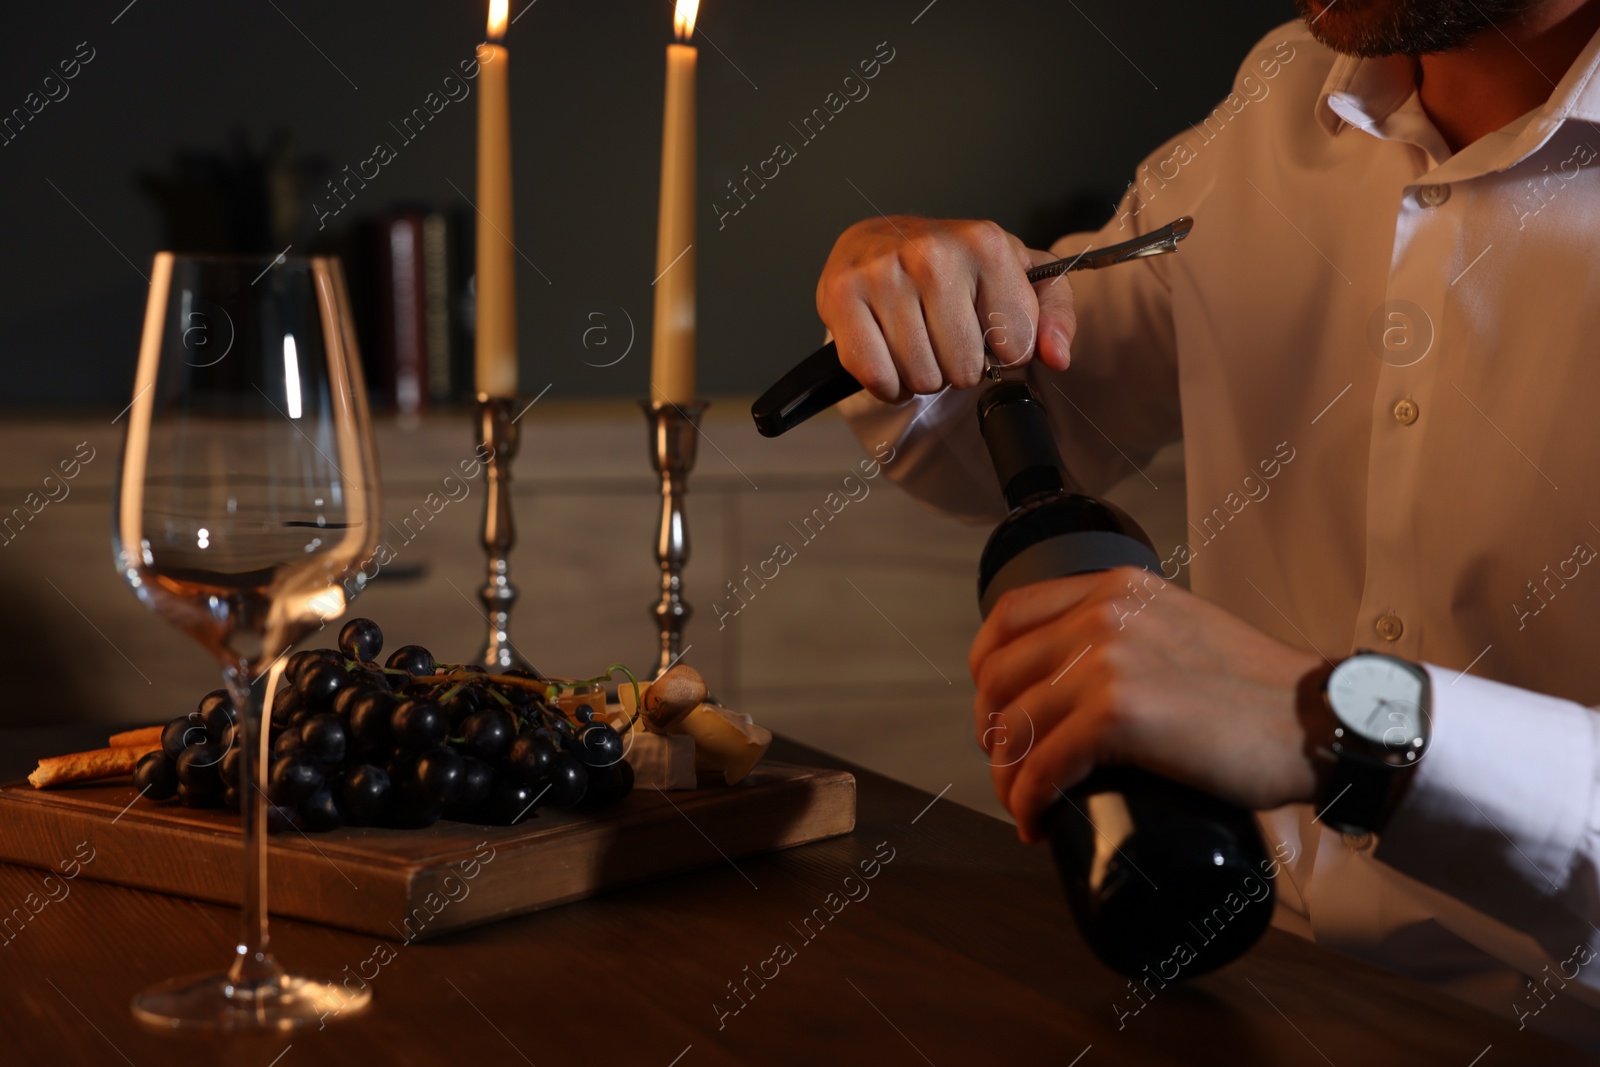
[1329,656,1427,749]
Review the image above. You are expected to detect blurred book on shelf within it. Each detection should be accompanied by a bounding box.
[372,208,474,415]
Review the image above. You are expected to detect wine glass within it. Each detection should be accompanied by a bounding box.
[113,253,381,1029]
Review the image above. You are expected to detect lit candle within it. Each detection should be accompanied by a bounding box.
[651,0,698,405]
[475,0,518,397]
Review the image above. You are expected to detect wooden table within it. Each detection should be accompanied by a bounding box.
[0,726,1585,1065]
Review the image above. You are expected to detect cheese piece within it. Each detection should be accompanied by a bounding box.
[680,704,771,785]
[609,691,651,736]
[616,730,697,790]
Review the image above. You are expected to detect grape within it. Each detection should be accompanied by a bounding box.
[332,682,377,718]
[576,723,624,768]
[176,742,224,795]
[414,747,466,806]
[386,644,434,677]
[338,618,384,662]
[299,786,343,832]
[359,665,394,691]
[349,690,397,747]
[546,753,588,809]
[270,685,301,728]
[268,752,323,806]
[574,704,596,724]
[161,715,205,760]
[299,659,351,714]
[391,699,447,750]
[300,714,348,766]
[441,685,484,723]
[266,801,298,833]
[177,782,222,808]
[293,648,343,687]
[455,756,494,809]
[197,689,234,736]
[484,774,541,826]
[508,733,557,785]
[273,729,302,759]
[341,764,391,825]
[391,780,443,829]
[461,708,515,761]
[580,759,634,810]
[218,746,242,789]
[221,785,242,813]
[286,649,321,685]
[134,751,178,800]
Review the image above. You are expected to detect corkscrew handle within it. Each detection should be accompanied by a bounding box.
[750,341,862,438]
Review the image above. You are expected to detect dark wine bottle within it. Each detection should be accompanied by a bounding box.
[976,380,1275,979]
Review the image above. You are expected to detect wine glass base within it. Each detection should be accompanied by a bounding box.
[132,969,370,1031]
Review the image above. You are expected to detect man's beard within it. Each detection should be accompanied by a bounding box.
[1294,0,1540,56]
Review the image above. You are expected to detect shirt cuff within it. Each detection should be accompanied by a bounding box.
[1376,665,1598,911]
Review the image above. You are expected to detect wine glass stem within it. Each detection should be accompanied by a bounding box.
[226,664,278,988]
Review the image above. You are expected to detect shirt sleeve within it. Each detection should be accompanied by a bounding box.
[838,160,1190,522]
[1374,666,1600,996]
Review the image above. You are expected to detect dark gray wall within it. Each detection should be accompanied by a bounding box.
[0,0,1293,410]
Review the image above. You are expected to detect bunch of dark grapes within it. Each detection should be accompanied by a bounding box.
[133,618,635,833]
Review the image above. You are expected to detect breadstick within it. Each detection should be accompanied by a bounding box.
[28,744,153,789]
[108,725,163,749]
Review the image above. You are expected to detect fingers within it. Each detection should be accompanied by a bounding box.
[973,609,1090,732]
[877,293,942,396]
[921,283,987,391]
[816,216,1044,400]
[1005,693,1108,843]
[828,300,903,403]
[1028,248,1078,372]
[973,225,1039,375]
[976,623,1113,815]
[969,570,1127,680]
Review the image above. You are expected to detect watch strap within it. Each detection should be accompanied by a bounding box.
[1320,747,1400,835]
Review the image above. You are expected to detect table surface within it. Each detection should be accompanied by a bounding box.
[0,725,1586,1065]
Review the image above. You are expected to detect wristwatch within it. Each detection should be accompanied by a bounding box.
[1303,651,1432,836]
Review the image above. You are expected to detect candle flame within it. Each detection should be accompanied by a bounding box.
[488,0,508,41]
[673,0,698,40]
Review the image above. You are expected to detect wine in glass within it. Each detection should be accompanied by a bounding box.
[113,253,380,1029]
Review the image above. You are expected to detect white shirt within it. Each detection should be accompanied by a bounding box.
[842,17,1600,1049]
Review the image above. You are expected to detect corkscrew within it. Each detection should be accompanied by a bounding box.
[750,217,1193,438]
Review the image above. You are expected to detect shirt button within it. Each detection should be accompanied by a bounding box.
[1393,398,1419,425]
[1417,184,1451,208]
[1375,614,1404,641]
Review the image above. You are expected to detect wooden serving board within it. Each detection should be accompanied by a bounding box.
[0,762,854,940]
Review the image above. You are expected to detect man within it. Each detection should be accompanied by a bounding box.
[821,0,1600,1047]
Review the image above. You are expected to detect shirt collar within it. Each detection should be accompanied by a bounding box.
[1314,20,1600,152]
[1315,52,1418,136]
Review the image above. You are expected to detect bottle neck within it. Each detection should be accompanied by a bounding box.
[977,381,1073,511]
[1002,466,1066,510]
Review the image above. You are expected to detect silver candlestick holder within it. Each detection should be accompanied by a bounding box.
[642,399,706,678]
[475,394,537,673]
